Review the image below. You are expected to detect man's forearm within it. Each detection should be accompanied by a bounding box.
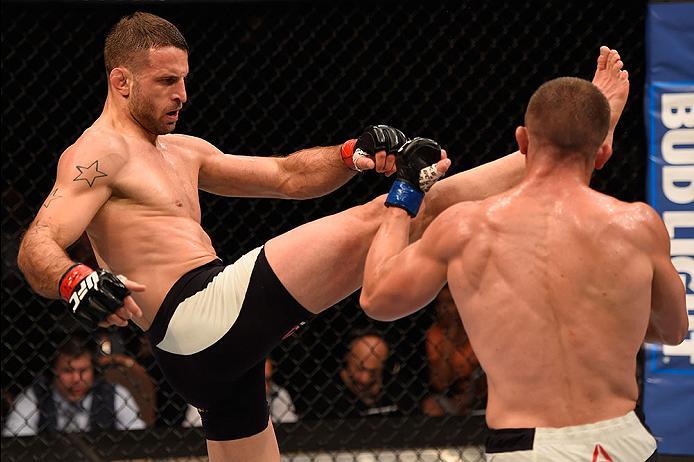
[361,208,411,319]
[17,224,75,299]
[281,145,355,199]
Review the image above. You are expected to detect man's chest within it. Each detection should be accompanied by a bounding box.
[114,147,201,217]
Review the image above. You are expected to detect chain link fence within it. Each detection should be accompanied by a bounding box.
[2,1,647,460]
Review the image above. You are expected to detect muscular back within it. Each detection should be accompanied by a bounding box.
[448,183,654,428]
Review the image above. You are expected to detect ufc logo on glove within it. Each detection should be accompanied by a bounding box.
[69,272,101,312]
[59,264,130,325]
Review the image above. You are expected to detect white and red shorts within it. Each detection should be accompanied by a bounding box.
[485,411,657,461]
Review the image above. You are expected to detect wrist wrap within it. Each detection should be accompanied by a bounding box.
[59,264,93,300]
[385,180,424,217]
[341,139,362,171]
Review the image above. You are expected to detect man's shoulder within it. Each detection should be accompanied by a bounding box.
[72,127,128,155]
[430,200,484,228]
[592,195,666,249]
[428,200,485,244]
[59,127,131,172]
[617,201,667,245]
[163,133,220,154]
[623,201,660,223]
[596,196,660,229]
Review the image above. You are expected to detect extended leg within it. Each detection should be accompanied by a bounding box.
[264,151,526,313]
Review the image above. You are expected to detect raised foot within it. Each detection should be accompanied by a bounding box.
[592,45,630,134]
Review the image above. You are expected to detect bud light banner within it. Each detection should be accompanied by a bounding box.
[644,1,694,456]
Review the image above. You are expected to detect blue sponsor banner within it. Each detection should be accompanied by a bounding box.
[644,1,694,456]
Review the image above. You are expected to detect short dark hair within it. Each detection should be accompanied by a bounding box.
[525,77,610,155]
[53,332,96,366]
[104,12,189,74]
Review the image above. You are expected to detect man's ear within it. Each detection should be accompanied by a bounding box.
[109,68,131,97]
[594,143,612,170]
[515,126,528,156]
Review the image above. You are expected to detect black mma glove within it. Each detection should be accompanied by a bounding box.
[341,125,408,171]
[59,264,130,326]
[385,137,444,217]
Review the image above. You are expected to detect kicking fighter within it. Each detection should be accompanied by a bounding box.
[17,12,526,462]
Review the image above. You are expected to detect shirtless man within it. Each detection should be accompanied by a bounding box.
[16,12,526,462]
[360,50,689,460]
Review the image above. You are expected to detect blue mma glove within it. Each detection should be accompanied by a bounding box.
[385,137,444,217]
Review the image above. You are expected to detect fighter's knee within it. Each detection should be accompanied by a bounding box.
[359,293,395,322]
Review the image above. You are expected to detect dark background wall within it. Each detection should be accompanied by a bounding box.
[1,1,648,460]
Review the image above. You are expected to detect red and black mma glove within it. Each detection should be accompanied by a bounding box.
[59,264,130,326]
[385,137,444,217]
[341,125,408,171]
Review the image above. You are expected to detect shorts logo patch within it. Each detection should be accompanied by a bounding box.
[592,444,614,462]
[281,321,306,340]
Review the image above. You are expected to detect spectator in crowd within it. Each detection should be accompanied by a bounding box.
[339,331,400,417]
[422,286,486,416]
[2,334,145,436]
[305,330,400,419]
[95,329,157,426]
[184,357,298,426]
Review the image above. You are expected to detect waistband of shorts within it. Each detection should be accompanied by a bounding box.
[485,428,535,453]
[147,257,225,345]
[486,410,643,452]
[533,410,642,442]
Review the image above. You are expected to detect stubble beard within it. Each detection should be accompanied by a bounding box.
[130,91,175,136]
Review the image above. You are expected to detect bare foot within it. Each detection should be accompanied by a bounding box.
[592,45,630,147]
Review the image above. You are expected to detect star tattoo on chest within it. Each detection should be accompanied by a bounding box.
[73,160,107,187]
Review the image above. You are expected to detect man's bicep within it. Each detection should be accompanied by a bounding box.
[32,190,98,248]
[650,250,688,345]
[198,141,285,198]
[362,222,452,320]
[381,241,448,307]
[33,159,112,248]
[39,142,122,239]
[393,204,474,310]
[645,206,688,344]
